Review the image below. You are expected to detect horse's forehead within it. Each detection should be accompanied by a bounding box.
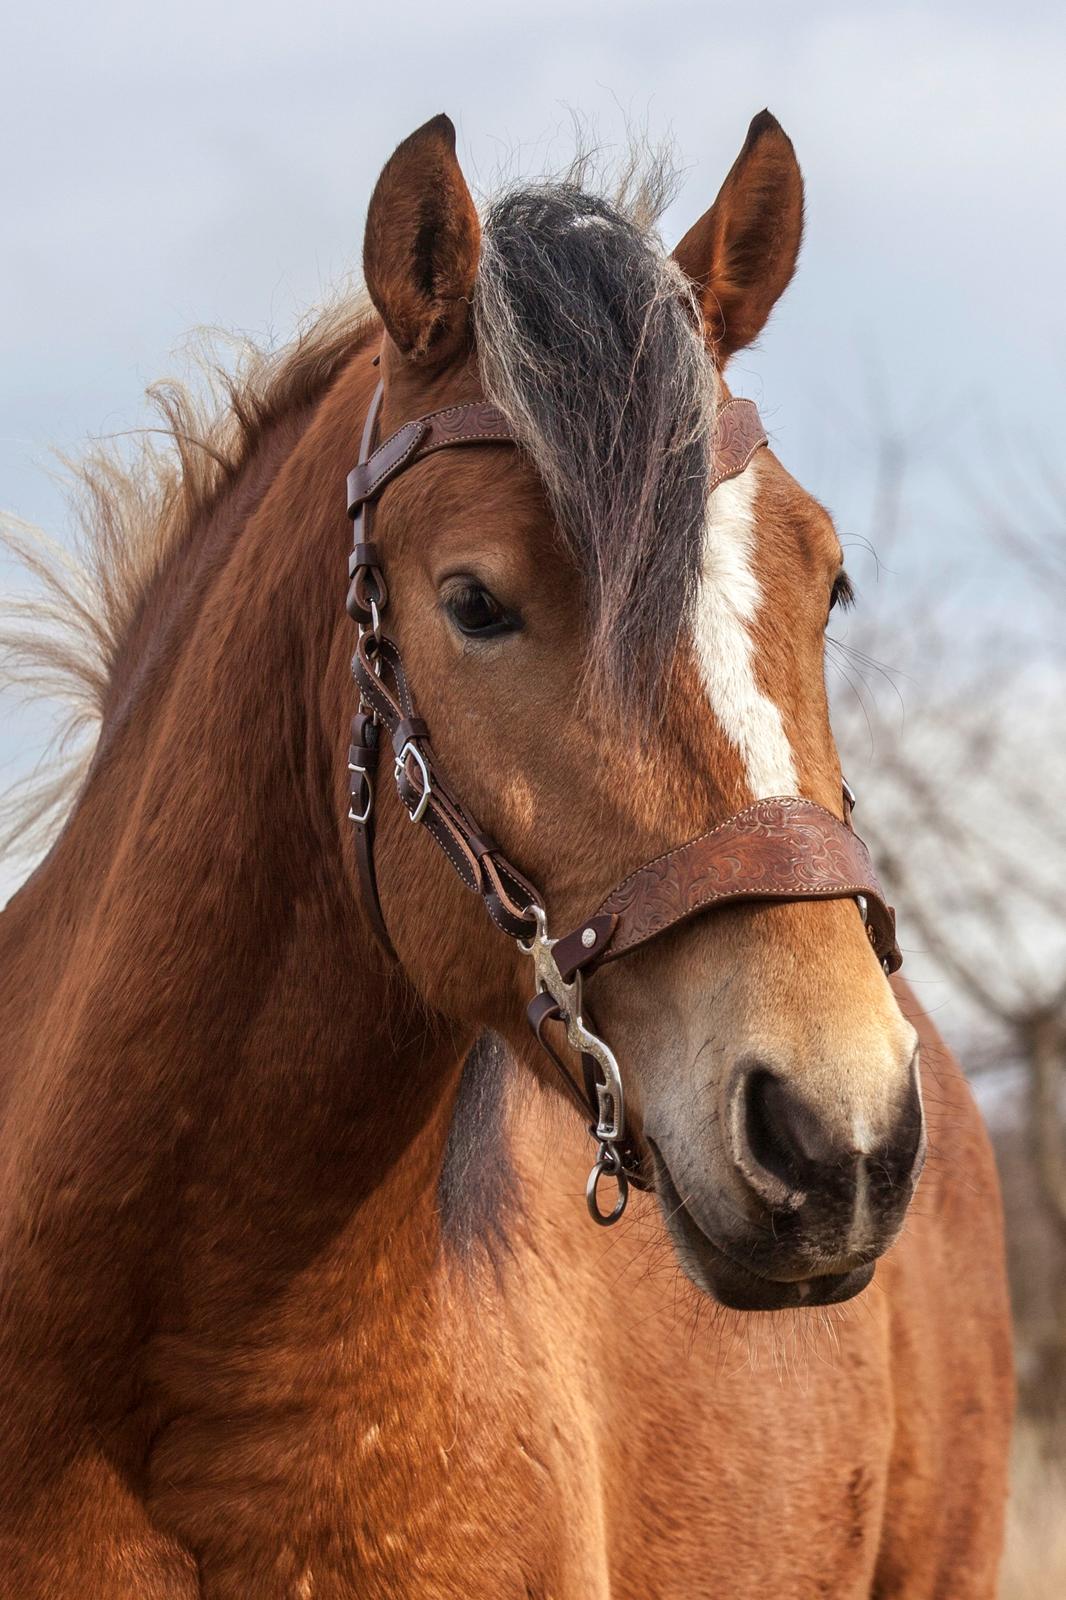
[753,455,843,571]
[389,437,549,546]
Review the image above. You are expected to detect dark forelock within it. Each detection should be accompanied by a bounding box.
[474,181,716,715]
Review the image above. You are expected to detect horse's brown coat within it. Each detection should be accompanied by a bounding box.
[0,112,1012,1596]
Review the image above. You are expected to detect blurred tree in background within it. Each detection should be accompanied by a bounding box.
[832,427,1066,1468]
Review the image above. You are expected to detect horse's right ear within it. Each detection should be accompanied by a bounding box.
[363,114,480,366]
[673,111,804,364]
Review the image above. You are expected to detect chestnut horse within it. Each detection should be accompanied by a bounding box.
[0,111,1012,1596]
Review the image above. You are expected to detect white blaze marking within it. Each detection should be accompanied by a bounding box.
[693,459,799,799]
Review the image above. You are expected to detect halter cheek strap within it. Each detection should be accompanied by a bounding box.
[344,367,902,1224]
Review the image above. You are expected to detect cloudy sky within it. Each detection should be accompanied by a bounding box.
[2,0,1064,899]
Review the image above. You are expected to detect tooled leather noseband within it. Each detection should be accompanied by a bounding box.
[345,363,902,1225]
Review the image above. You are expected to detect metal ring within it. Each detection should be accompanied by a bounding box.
[586,1146,629,1227]
[517,902,549,953]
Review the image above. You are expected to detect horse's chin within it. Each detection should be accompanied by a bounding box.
[648,1142,876,1312]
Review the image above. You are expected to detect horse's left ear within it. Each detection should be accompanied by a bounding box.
[363,113,480,365]
[673,110,804,363]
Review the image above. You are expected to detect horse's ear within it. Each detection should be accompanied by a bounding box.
[673,110,804,364]
[363,114,480,365]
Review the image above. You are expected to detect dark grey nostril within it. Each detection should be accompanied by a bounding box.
[728,1066,809,1212]
[748,1070,846,1174]
[743,1069,808,1191]
[729,1059,926,1221]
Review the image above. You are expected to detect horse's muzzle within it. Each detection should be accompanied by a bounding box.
[647,1056,925,1311]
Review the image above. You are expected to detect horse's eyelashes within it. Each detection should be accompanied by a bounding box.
[829,571,855,615]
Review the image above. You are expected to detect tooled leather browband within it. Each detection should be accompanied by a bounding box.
[346,392,768,519]
[708,398,769,495]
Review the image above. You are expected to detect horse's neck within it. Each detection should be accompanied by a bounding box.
[0,365,467,1433]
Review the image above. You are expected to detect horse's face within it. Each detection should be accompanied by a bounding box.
[359,114,923,1310]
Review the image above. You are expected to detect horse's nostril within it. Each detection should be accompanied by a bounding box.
[727,1066,811,1212]
[742,1068,808,1192]
[730,1059,926,1222]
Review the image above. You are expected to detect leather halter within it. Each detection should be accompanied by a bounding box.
[345,365,902,1224]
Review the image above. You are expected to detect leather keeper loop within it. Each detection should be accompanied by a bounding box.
[392,718,429,758]
[346,565,388,624]
[349,712,379,769]
[350,542,382,574]
[466,828,499,860]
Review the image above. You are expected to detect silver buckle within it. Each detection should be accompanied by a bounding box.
[347,758,373,826]
[395,739,431,824]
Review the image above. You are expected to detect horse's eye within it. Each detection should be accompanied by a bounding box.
[829,571,855,617]
[443,581,521,640]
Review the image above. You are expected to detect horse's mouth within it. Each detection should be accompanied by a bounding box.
[647,1141,876,1312]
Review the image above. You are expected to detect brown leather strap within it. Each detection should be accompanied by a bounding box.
[348,394,765,520]
[348,711,397,961]
[351,630,540,942]
[527,991,597,1121]
[346,381,388,623]
[551,797,901,982]
[708,397,768,494]
[346,400,513,517]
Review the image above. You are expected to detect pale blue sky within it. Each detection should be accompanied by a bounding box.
[3,0,1064,903]
[5,0,1064,526]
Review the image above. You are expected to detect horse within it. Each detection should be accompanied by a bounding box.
[0,109,1013,1597]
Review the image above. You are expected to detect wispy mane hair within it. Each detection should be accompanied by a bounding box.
[474,179,716,713]
[0,295,376,864]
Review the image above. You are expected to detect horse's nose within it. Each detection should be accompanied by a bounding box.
[727,1062,926,1220]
